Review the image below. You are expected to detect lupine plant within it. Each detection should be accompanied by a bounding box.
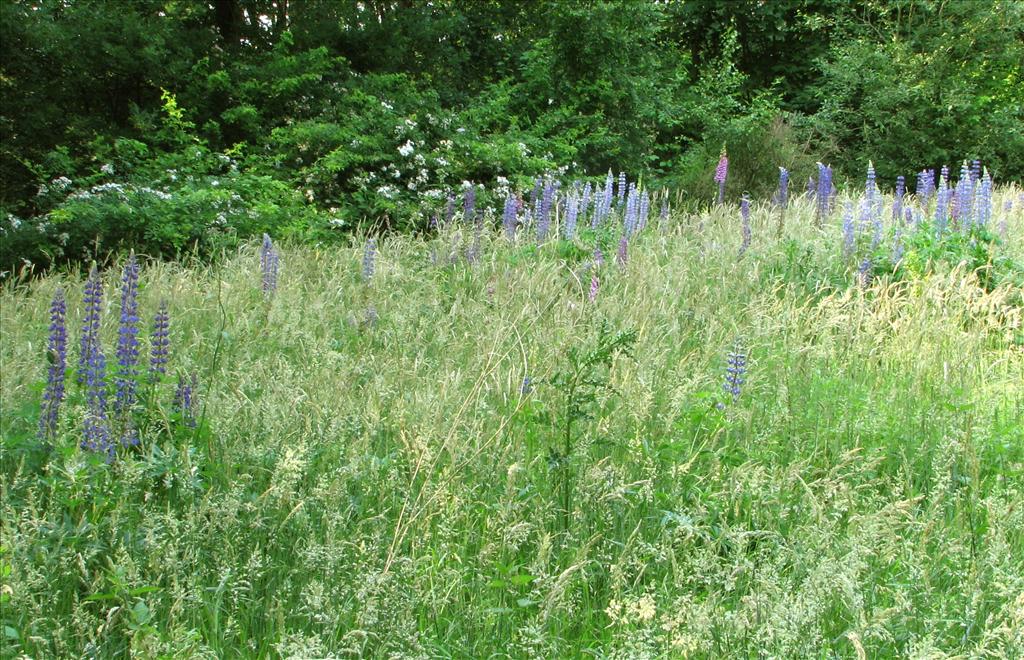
[363,238,377,280]
[38,287,67,441]
[739,193,751,257]
[114,253,141,446]
[149,300,170,383]
[260,234,280,295]
[714,147,728,204]
[721,338,747,405]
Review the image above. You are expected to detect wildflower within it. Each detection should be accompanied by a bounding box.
[78,266,103,386]
[39,287,67,440]
[934,176,949,234]
[520,377,533,395]
[714,148,728,204]
[564,188,579,240]
[975,169,992,228]
[589,275,599,303]
[463,184,476,224]
[593,247,605,268]
[774,167,789,209]
[816,163,833,221]
[616,235,628,268]
[537,179,556,242]
[738,193,751,257]
[617,171,627,207]
[723,339,747,403]
[260,234,279,295]
[842,199,855,259]
[174,372,198,428]
[149,300,170,382]
[114,253,140,418]
[502,193,518,239]
[81,327,111,458]
[468,212,483,263]
[858,256,873,287]
[893,175,905,222]
[580,182,593,225]
[443,194,456,226]
[363,238,377,280]
[398,140,414,157]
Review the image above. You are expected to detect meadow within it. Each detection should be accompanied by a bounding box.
[2,167,1023,658]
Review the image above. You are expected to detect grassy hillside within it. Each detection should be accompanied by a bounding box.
[2,190,1023,657]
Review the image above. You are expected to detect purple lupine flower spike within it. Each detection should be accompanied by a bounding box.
[174,372,198,428]
[363,238,377,280]
[39,286,67,440]
[842,200,855,260]
[78,266,103,385]
[589,275,599,303]
[149,300,170,382]
[502,193,518,239]
[739,193,752,257]
[463,184,476,224]
[722,339,747,403]
[775,167,789,209]
[714,148,728,204]
[81,322,111,458]
[616,235,628,268]
[564,187,580,240]
[893,175,905,223]
[858,256,873,287]
[260,234,279,295]
[816,163,833,222]
[114,253,140,417]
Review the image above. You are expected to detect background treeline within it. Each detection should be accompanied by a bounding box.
[2,0,1022,272]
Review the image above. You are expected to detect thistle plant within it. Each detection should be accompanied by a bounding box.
[38,287,67,440]
[548,322,637,531]
[714,147,728,204]
[149,300,170,383]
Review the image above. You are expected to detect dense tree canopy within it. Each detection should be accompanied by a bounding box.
[1,0,1022,271]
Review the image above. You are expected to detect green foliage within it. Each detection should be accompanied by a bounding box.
[897,224,1024,294]
[2,0,1022,275]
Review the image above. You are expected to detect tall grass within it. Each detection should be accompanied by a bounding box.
[1,190,1022,657]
